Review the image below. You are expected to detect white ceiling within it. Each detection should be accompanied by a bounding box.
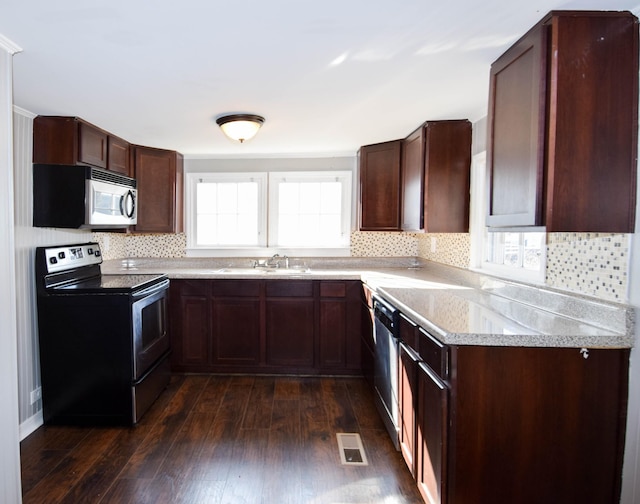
[2,0,639,157]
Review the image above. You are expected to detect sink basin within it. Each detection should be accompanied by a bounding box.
[215,267,311,275]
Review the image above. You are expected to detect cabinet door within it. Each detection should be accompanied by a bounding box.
[424,121,472,233]
[169,281,210,370]
[319,282,347,369]
[107,135,131,175]
[416,362,448,504]
[486,24,546,228]
[543,13,638,233]
[399,342,419,477]
[361,285,375,389]
[78,121,108,169]
[265,281,314,368]
[212,297,261,367]
[401,127,425,231]
[359,140,402,231]
[134,146,184,233]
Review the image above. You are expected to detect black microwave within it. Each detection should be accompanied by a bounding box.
[33,164,137,229]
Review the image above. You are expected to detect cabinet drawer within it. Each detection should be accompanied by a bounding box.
[212,280,260,297]
[265,280,313,297]
[173,279,210,296]
[418,327,448,379]
[320,281,346,298]
[399,313,419,353]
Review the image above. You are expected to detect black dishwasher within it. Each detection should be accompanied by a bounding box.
[373,295,400,450]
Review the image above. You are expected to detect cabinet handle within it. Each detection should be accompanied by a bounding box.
[580,348,589,359]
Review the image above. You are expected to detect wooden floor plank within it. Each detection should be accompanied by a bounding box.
[118,375,209,480]
[23,428,120,504]
[182,376,254,482]
[242,376,274,429]
[219,428,270,503]
[21,375,424,504]
[322,378,361,432]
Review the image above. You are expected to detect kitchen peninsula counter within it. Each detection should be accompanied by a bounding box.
[101,257,634,349]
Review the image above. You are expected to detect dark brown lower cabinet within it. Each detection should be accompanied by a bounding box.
[399,342,420,476]
[360,284,375,388]
[169,278,361,375]
[416,361,448,504]
[169,280,210,371]
[447,346,628,504]
[266,281,315,368]
[396,314,629,504]
[211,280,261,368]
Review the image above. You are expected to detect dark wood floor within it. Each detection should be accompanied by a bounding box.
[20,375,423,503]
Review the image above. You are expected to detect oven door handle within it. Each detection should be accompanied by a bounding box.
[132,278,170,299]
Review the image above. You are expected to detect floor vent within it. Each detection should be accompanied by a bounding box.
[336,433,368,466]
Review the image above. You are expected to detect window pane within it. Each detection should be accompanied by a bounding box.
[503,233,521,267]
[195,180,259,246]
[485,231,544,273]
[274,178,345,247]
[523,233,543,270]
[320,182,341,213]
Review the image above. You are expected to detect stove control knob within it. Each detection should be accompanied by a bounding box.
[87,248,94,255]
[95,250,101,257]
[58,252,65,259]
[49,257,57,265]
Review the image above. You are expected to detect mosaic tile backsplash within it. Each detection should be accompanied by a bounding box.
[93,230,631,303]
[546,233,629,302]
[350,231,418,257]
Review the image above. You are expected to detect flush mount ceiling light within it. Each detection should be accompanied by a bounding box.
[216,114,265,143]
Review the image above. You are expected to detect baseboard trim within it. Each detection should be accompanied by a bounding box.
[19,411,43,441]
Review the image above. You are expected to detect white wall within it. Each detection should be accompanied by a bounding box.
[0,34,23,504]
[13,109,89,438]
[620,163,640,502]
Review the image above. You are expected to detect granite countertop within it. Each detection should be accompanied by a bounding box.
[102,257,635,349]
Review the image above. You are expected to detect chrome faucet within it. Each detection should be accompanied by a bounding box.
[262,253,289,268]
[265,253,281,267]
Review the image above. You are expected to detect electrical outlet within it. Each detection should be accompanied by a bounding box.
[30,387,42,405]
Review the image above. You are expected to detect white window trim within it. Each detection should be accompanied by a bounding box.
[185,170,352,257]
[469,151,546,285]
[185,171,268,251]
[267,171,352,249]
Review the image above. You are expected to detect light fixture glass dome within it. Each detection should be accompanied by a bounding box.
[216,114,265,143]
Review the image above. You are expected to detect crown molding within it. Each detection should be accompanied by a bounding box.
[0,34,22,55]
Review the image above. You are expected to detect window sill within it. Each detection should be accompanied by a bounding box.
[186,247,351,258]
[470,262,546,286]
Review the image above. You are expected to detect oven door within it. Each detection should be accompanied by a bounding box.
[132,279,170,380]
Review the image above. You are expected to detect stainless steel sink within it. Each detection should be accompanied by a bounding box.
[215,267,311,275]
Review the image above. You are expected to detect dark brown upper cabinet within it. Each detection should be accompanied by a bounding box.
[359,140,403,231]
[133,145,184,234]
[487,11,638,232]
[401,120,471,233]
[34,116,131,176]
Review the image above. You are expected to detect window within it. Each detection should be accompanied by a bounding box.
[186,170,351,255]
[486,231,545,269]
[187,173,267,248]
[470,151,545,283]
[269,172,351,248]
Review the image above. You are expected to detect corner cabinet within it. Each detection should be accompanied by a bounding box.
[359,140,402,231]
[401,120,471,232]
[395,309,629,504]
[33,116,131,176]
[133,145,184,233]
[487,11,639,232]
